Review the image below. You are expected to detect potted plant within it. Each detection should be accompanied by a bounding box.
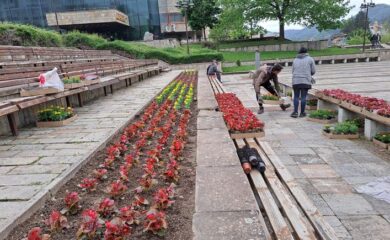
[322,121,359,139]
[36,106,77,127]
[373,133,390,150]
[307,109,337,124]
[63,76,85,89]
[306,99,318,110]
[262,94,280,105]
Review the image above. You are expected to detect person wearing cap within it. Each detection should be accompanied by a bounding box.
[252,64,290,114]
[291,47,316,118]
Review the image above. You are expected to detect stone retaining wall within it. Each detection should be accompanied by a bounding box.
[221,40,328,52]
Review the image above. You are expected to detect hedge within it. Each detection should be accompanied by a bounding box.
[63,31,107,49]
[0,22,62,47]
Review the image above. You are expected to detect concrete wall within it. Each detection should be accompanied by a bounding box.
[221,40,329,52]
[138,39,180,48]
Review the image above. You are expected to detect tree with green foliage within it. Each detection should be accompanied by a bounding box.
[187,0,221,40]
[221,0,351,40]
[342,11,367,34]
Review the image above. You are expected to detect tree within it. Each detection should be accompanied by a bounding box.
[342,11,366,34]
[187,0,221,40]
[222,0,351,40]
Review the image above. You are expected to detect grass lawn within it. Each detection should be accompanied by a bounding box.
[222,47,362,63]
[218,39,295,49]
[223,65,256,73]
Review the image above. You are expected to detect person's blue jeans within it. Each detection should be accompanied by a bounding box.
[293,87,309,114]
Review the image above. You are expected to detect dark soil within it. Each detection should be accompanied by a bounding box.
[8,89,197,240]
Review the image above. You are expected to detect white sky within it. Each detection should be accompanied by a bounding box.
[262,0,390,32]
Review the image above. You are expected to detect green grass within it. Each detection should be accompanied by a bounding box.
[218,39,294,49]
[222,47,362,63]
[223,65,256,73]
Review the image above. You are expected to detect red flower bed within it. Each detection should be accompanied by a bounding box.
[322,89,390,117]
[216,93,264,132]
[19,71,197,239]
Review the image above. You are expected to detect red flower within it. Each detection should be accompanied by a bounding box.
[76,209,101,239]
[143,209,168,236]
[45,210,69,231]
[107,180,128,197]
[27,227,50,240]
[104,218,131,240]
[78,178,97,192]
[64,191,80,214]
[97,198,115,217]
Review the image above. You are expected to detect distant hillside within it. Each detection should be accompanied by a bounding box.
[284,4,390,41]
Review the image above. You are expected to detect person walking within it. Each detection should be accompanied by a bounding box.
[291,47,316,118]
[252,64,290,114]
[207,60,222,83]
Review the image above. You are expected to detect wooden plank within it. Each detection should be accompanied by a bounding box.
[247,140,317,240]
[0,105,19,116]
[258,140,339,240]
[236,139,293,240]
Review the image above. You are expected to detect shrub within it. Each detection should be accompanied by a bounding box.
[309,109,335,120]
[262,94,279,101]
[324,121,359,135]
[307,99,318,106]
[286,91,293,97]
[0,22,62,47]
[63,76,81,84]
[236,60,241,67]
[37,106,74,122]
[374,133,390,144]
[97,40,223,64]
[63,31,107,49]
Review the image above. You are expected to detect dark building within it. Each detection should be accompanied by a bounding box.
[0,0,162,40]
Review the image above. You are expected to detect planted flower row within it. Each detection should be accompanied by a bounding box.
[215,93,264,133]
[322,89,390,117]
[23,71,197,240]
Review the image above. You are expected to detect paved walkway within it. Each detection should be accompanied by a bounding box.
[222,71,390,240]
[0,71,178,238]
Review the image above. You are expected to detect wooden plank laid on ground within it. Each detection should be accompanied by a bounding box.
[236,139,294,240]
[257,140,339,240]
[247,139,317,240]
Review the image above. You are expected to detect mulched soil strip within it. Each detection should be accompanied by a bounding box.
[8,74,197,240]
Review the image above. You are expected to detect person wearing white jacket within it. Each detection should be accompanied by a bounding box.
[291,47,316,118]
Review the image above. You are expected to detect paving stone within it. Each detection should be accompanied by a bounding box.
[383,215,390,224]
[343,176,379,185]
[44,143,94,150]
[313,147,344,155]
[193,211,266,240]
[359,163,390,177]
[275,153,296,165]
[300,164,338,178]
[332,163,374,177]
[0,185,41,200]
[339,215,390,240]
[349,154,385,164]
[0,151,20,158]
[197,141,239,167]
[14,150,59,157]
[197,129,232,144]
[198,110,222,118]
[0,174,57,186]
[362,195,390,215]
[279,139,308,148]
[195,166,257,212]
[341,147,372,155]
[9,144,45,151]
[323,216,353,240]
[285,165,307,179]
[37,156,84,164]
[292,155,326,164]
[0,157,39,166]
[0,146,12,151]
[284,147,317,155]
[318,153,357,165]
[310,178,353,194]
[322,193,377,215]
[295,178,318,194]
[0,202,27,219]
[8,164,69,175]
[197,116,227,130]
[307,194,335,216]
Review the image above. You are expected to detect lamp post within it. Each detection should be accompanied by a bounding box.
[175,0,194,55]
[360,0,375,53]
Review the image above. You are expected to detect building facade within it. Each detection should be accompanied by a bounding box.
[0,0,162,40]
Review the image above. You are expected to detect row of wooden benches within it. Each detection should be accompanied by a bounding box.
[0,45,117,62]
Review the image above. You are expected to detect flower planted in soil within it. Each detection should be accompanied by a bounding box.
[76,209,102,239]
[25,227,51,240]
[119,206,141,225]
[93,168,108,181]
[375,133,390,144]
[107,180,128,198]
[124,154,134,166]
[78,178,97,192]
[153,188,175,210]
[138,174,158,191]
[104,218,131,240]
[132,195,150,209]
[45,210,69,231]
[309,109,336,120]
[164,160,180,182]
[63,191,81,215]
[143,209,168,236]
[170,139,185,159]
[97,198,116,217]
[119,164,130,182]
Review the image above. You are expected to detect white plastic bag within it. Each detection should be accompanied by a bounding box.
[39,67,64,91]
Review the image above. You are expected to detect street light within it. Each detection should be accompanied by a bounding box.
[175,0,194,55]
[360,0,375,52]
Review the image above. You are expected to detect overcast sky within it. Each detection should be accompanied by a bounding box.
[263,0,390,32]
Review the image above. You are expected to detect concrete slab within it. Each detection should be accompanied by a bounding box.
[197,116,227,130]
[0,186,41,200]
[322,193,377,215]
[292,155,326,164]
[196,141,239,167]
[310,178,353,194]
[323,216,353,240]
[307,194,335,216]
[7,164,69,175]
[197,129,232,144]
[193,211,266,240]
[0,174,57,186]
[0,202,27,219]
[195,165,257,212]
[0,157,39,166]
[331,163,374,178]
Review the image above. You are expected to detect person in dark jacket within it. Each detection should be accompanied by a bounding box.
[291,47,316,118]
[207,60,222,83]
[252,64,290,114]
